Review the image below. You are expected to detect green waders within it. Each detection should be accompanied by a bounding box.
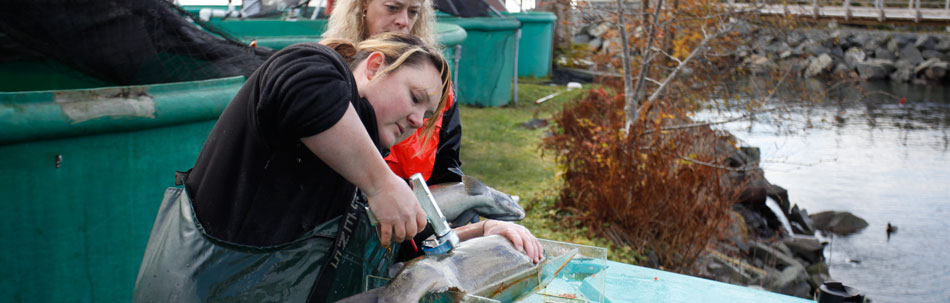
[133,177,398,302]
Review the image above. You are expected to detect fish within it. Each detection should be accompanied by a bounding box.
[430,175,525,223]
[337,235,536,303]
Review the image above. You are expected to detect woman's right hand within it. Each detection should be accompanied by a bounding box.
[365,175,427,248]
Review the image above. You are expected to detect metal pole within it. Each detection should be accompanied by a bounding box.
[512,28,521,106]
[453,45,461,96]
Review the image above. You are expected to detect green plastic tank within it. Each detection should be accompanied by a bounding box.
[437,16,521,107]
[504,11,557,78]
[0,77,244,303]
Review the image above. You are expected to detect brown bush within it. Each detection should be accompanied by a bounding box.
[542,89,739,273]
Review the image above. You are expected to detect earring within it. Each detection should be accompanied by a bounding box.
[363,9,367,18]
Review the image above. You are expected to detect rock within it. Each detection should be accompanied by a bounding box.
[787,205,815,235]
[921,49,943,60]
[705,253,763,285]
[830,46,844,59]
[844,47,866,68]
[848,33,870,49]
[914,34,936,50]
[856,59,895,80]
[765,41,791,55]
[936,38,950,52]
[833,63,851,77]
[808,211,869,235]
[746,55,775,75]
[750,242,811,298]
[785,32,806,48]
[887,37,900,53]
[766,184,791,216]
[874,47,895,60]
[804,54,833,77]
[572,34,591,45]
[899,45,924,66]
[587,23,610,37]
[806,262,829,276]
[915,58,948,81]
[806,44,832,57]
[891,65,915,82]
[783,235,824,264]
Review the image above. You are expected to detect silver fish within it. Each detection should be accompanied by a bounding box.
[430,175,525,222]
[338,235,535,303]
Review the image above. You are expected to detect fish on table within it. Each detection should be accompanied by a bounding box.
[430,175,525,224]
[338,235,538,303]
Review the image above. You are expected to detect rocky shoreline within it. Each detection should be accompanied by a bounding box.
[695,145,869,299]
[738,25,950,84]
[567,21,950,84]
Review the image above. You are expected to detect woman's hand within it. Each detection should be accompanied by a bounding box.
[482,220,543,264]
[365,175,427,248]
[300,105,426,249]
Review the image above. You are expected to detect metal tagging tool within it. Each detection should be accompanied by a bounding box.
[409,173,459,255]
[364,173,459,255]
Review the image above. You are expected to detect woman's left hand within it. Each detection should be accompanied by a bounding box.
[482,220,544,264]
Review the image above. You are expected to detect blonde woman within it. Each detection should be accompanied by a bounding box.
[134,32,541,302]
[324,0,541,271]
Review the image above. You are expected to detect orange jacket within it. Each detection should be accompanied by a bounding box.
[385,89,461,183]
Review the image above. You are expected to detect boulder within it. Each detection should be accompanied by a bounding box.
[891,65,915,82]
[787,205,815,235]
[785,31,806,47]
[746,55,776,75]
[844,47,866,68]
[899,45,924,66]
[833,63,851,77]
[783,235,824,264]
[874,47,895,60]
[914,34,936,50]
[750,242,812,298]
[915,58,948,81]
[804,54,833,77]
[809,211,869,235]
[856,59,895,80]
[830,46,845,59]
[921,49,944,60]
[936,37,950,52]
[806,44,832,57]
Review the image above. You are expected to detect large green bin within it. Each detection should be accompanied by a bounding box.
[505,11,557,77]
[194,17,466,83]
[0,77,244,303]
[438,16,521,107]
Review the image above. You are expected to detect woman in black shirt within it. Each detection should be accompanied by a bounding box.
[134,33,541,302]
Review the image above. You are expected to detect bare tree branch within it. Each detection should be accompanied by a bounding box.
[617,0,636,130]
[626,0,665,132]
[645,22,734,104]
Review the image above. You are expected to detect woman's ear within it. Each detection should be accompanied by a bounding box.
[364,51,385,80]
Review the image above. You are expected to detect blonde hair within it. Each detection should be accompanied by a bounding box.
[322,33,451,142]
[324,0,439,48]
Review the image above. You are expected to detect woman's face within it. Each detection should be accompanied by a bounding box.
[363,0,423,36]
[356,53,442,148]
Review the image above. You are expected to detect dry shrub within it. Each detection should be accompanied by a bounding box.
[542,89,738,273]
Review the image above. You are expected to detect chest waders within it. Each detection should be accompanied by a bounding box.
[133,172,398,302]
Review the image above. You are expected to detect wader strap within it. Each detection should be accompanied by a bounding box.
[307,191,362,302]
[175,169,192,186]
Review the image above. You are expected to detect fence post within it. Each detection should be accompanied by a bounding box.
[844,0,851,21]
[877,0,885,21]
[813,0,819,18]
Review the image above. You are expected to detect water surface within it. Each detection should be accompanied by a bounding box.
[700,80,950,303]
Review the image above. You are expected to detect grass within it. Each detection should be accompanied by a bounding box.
[456,77,642,265]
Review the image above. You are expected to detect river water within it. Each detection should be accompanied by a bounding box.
[698,79,950,303]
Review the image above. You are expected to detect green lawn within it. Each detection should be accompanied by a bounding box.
[456,77,641,264]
